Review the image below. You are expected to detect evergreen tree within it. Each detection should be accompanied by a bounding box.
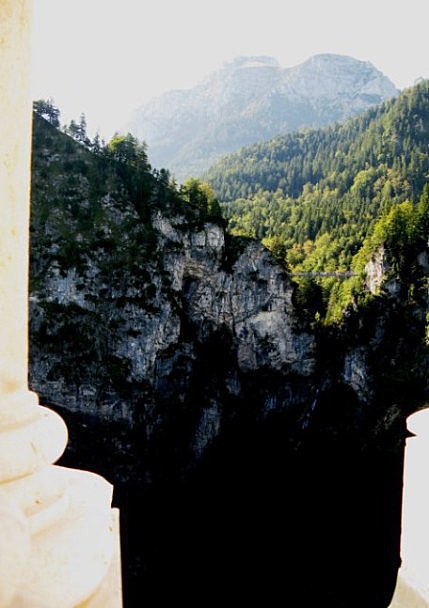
[33,98,60,128]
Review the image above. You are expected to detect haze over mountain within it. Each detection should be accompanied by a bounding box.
[126,53,398,180]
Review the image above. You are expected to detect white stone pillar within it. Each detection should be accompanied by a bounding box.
[390,409,429,607]
[0,0,33,395]
[0,1,122,606]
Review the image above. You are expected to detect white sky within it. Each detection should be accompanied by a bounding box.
[32,0,429,140]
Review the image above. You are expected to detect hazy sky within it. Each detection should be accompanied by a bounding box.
[32,0,429,139]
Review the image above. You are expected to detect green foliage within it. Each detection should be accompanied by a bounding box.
[102,132,154,217]
[354,187,429,275]
[417,183,429,239]
[205,81,429,323]
[31,114,171,283]
[107,133,149,168]
[179,178,225,224]
[292,277,325,324]
[326,187,428,323]
[373,202,418,259]
[33,99,60,127]
[65,114,91,147]
[261,235,288,266]
[207,81,429,277]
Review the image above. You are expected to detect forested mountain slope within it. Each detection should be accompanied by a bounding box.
[126,54,398,180]
[206,80,429,279]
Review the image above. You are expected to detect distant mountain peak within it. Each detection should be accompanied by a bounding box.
[224,56,280,70]
[126,54,398,180]
[304,53,366,63]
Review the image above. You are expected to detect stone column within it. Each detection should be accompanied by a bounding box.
[390,409,429,607]
[0,1,121,606]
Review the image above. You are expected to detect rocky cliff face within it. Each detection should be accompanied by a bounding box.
[30,205,319,478]
[29,115,428,607]
[126,53,398,179]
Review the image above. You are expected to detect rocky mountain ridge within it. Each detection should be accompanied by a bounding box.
[127,53,398,179]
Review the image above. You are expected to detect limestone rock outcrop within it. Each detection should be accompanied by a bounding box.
[30,206,317,475]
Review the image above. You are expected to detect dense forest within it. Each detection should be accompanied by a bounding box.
[205,81,428,314]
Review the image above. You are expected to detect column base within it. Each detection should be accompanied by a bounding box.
[390,570,429,607]
[2,465,120,608]
[79,509,122,608]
